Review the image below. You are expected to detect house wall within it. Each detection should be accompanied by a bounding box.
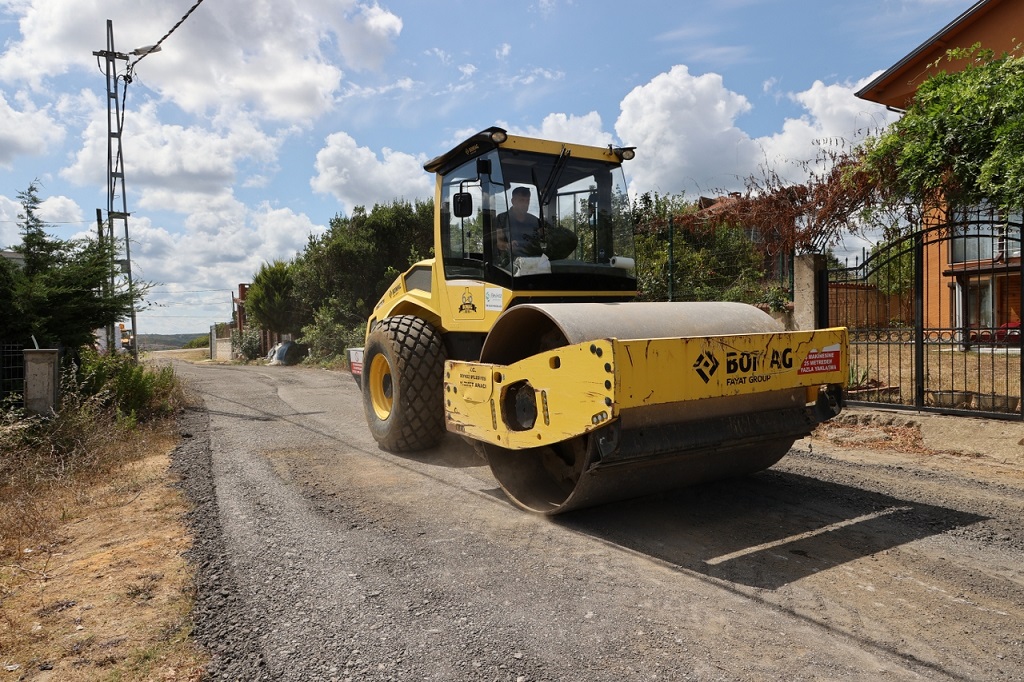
[827,283,908,330]
[859,0,1024,337]
[860,0,1024,109]
[923,233,953,330]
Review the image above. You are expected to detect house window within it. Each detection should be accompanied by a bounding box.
[1002,210,1021,259]
[951,204,1021,263]
[964,277,994,329]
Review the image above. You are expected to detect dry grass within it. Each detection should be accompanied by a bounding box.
[814,419,933,455]
[0,424,208,680]
[0,356,208,679]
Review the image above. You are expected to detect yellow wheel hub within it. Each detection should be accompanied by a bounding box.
[368,354,394,420]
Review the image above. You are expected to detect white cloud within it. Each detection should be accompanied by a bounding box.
[36,194,83,226]
[0,194,22,249]
[616,65,899,197]
[310,132,432,213]
[758,75,900,184]
[616,64,759,196]
[426,48,451,65]
[129,202,324,332]
[60,97,283,210]
[0,0,402,125]
[343,1,403,70]
[510,68,563,88]
[0,90,64,167]
[511,112,613,148]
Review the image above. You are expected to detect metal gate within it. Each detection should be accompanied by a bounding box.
[1,343,25,407]
[827,210,1022,420]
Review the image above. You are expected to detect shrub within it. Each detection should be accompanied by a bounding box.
[73,349,185,421]
[231,326,262,361]
[301,303,365,363]
[757,285,791,313]
[182,335,210,349]
[0,351,192,556]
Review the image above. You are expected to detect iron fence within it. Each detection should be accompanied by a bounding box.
[1,343,25,407]
[827,213,1022,420]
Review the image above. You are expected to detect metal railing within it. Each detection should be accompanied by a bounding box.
[1,343,25,407]
[827,219,1022,420]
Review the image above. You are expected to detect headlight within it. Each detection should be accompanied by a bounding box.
[613,146,636,161]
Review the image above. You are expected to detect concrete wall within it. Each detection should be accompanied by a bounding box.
[211,337,232,361]
[23,349,59,415]
[209,325,233,360]
[793,254,825,331]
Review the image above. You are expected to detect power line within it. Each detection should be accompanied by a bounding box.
[149,288,233,293]
[129,0,207,73]
[150,300,228,307]
[0,219,95,225]
[139,314,227,319]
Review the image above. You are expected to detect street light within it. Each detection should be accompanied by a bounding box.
[130,45,162,56]
[93,20,160,359]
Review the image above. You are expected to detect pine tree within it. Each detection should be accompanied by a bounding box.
[2,182,147,349]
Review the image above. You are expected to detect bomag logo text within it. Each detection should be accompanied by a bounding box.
[726,348,793,374]
[724,348,794,386]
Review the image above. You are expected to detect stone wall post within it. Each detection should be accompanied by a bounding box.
[793,253,827,331]
[23,349,59,415]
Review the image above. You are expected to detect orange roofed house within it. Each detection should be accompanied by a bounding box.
[856,0,1022,346]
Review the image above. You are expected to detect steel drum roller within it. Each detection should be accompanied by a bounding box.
[479,302,813,514]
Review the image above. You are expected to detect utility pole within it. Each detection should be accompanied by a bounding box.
[93,19,138,360]
[95,208,115,352]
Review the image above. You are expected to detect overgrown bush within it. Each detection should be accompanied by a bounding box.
[182,335,209,349]
[72,349,183,421]
[0,352,192,557]
[757,285,791,313]
[231,326,262,361]
[301,302,365,364]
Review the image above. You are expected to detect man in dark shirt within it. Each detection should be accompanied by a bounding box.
[496,186,543,259]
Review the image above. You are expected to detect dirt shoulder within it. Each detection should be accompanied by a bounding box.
[0,430,207,680]
[836,405,1024,464]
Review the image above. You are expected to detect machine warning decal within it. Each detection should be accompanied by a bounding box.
[458,288,478,314]
[692,351,720,384]
[798,344,842,374]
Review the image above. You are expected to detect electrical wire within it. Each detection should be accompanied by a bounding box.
[111,0,209,187]
[149,288,233,293]
[128,0,208,74]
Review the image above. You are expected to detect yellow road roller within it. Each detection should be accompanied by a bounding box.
[359,127,847,514]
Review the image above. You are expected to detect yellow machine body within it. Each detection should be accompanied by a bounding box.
[445,326,847,450]
[358,128,847,514]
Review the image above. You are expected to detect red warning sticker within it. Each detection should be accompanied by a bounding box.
[798,347,841,374]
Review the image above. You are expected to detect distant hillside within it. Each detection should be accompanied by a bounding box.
[138,333,208,351]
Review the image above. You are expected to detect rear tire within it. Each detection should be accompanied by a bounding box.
[361,316,447,452]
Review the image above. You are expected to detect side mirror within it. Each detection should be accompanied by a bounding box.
[453,192,473,218]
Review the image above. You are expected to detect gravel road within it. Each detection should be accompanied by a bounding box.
[166,360,1024,681]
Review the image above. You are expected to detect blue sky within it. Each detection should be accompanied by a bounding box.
[0,0,971,335]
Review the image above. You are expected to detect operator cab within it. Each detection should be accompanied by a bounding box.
[426,127,637,293]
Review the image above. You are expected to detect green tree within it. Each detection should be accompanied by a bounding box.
[632,191,768,304]
[291,199,434,356]
[3,182,145,348]
[246,260,305,335]
[861,45,1024,214]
